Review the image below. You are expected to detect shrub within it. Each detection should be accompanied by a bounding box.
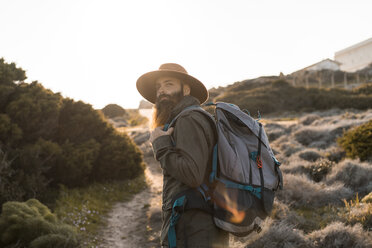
[308,222,372,248]
[276,174,353,208]
[270,200,313,231]
[56,99,111,144]
[294,127,331,148]
[274,136,302,157]
[0,84,16,111]
[0,58,26,86]
[54,99,144,185]
[300,114,320,126]
[50,139,101,187]
[0,149,25,206]
[293,205,342,233]
[91,132,144,182]
[338,120,372,161]
[308,159,335,182]
[298,150,321,162]
[240,219,312,248]
[0,58,145,204]
[325,159,372,194]
[101,104,127,118]
[5,81,62,143]
[281,160,312,176]
[0,113,22,145]
[323,146,346,163]
[341,196,372,229]
[0,199,78,247]
[265,123,287,142]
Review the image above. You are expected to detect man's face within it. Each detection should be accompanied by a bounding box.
[155,76,183,102]
[152,76,184,129]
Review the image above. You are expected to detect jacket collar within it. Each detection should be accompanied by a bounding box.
[167,95,200,122]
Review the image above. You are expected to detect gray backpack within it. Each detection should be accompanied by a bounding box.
[165,102,283,247]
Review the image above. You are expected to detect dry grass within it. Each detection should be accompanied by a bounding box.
[261,108,372,246]
[235,219,312,248]
[276,173,353,208]
[325,159,372,194]
[308,222,372,248]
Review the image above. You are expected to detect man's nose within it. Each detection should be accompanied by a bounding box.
[157,86,165,96]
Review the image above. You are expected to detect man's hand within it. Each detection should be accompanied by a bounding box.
[149,127,174,144]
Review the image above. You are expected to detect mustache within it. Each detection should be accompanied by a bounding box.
[158,94,171,99]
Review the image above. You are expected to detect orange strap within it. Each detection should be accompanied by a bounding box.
[256,156,263,169]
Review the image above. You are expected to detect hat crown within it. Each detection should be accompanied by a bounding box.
[159,63,188,74]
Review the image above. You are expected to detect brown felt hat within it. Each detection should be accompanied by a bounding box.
[136,63,208,104]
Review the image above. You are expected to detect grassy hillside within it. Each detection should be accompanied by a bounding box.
[211,80,372,115]
[231,108,372,247]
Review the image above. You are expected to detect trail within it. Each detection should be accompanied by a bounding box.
[100,126,163,248]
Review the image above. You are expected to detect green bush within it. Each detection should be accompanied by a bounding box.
[0,199,78,247]
[338,120,372,161]
[0,58,144,206]
[5,81,62,143]
[0,113,22,145]
[0,58,26,86]
[56,99,111,144]
[0,149,25,205]
[91,132,144,182]
[51,139,101,187]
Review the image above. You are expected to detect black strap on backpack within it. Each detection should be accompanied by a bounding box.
[257,123,265,205]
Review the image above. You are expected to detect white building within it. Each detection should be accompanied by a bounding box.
[335,37,372,72]
[291,58,340,75]
[302,58,341,71]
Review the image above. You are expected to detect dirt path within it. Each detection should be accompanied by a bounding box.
[100,128,163,248]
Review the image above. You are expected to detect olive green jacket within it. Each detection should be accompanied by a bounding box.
[152,96,228,247]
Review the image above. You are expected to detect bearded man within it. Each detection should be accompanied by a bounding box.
[136,63,229,248]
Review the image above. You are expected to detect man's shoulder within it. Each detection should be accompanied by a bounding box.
[178,107,214,125]
[176,108,216,135]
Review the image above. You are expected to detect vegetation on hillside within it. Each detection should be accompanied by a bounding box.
[214,80,372,115]
[0,199,78,248]
[0,58,144,208]
[231,108,372,247]
[101,104,127,118]
[338,120,372,161]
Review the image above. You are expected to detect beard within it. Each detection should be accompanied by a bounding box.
[151,90,184,129]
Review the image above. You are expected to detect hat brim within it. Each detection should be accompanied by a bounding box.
[136,70,208,104]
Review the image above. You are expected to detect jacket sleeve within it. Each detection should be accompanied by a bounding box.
[151,111,214,188]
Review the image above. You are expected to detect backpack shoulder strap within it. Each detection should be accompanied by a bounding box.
[163,105,215,131]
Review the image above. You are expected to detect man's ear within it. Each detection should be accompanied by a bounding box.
[183,84,191,96]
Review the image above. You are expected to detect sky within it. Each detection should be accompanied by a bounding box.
[1,0,371,109]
